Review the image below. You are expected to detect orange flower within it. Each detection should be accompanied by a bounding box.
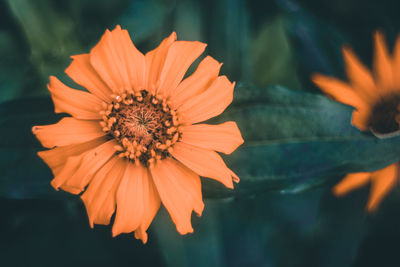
[332,164,398,212]
[312,31,400,212]
[33,25,243,243]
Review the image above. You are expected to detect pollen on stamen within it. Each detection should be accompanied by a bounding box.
[99,90,182,166]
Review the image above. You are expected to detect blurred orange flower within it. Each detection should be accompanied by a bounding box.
[332,164,398,212]
[312,31,400,212]
[33,25,243,243]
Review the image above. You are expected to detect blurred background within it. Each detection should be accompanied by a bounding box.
[2,0,400,266]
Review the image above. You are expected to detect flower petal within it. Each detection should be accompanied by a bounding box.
[90,26,145,94]
[134,176,160,244]
[392,35,400,88]
[180,122,244,154]
[145,32,177,93]
[112,164,147,237]
[65,54,112,102]
[49,156,83,195]
[157,40,207,97]
[332,172,371,196]
[351,107,371,131]
[171,142,235,189]
[48,76,102,120]
[373,31,394,92]
[178,76,235,124]
[342,46,378,102]
[89,30,127,94]
[33,117,105,148]
[170,56,221,108]
[81,157,126,227]
[37,137,105,176]
[312,74,367,110]
[150,158,204,235]
[58,140,117,194]
[367,164,398,212]
[113,26,146,91]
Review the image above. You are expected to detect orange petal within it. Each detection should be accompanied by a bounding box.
[134,176,160,244]
[392,34,400,88]
[49,155,83,194]
[59,140,117,194]
[112,164,147,237]
[351,107,371,131]
[65,54,112,102]
[81,157,126,227]
[373,31,394,92]
[171,142,235,189]
[342,46,378,102]
[89,26,145,94]
[38,137,105,176]
[48,76,102,120]
[367,164,398,212]
[114,26,146,91]
[178,76,235,124]
[157,40,207,96]
[170,56,222,109]
[312,74,367,110]
[150,158,204,235]
[33,117,105,148]
[180,122,244,154]
[145,32,177,93]
[332,172,371,196]
[90,28,129,94]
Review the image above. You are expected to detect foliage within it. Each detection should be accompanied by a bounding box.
[1,0,400,266]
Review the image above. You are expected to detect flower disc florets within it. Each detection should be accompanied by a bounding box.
[100,90,181,166]
[368,94,400,134]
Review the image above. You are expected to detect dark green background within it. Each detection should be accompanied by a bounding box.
[1,0,400,266]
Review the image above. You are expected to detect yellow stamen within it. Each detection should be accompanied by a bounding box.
[100,90,181,166]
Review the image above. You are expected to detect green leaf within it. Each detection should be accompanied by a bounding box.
[2,85,399,200]
[204,85,400,198]
[219,84,360,141]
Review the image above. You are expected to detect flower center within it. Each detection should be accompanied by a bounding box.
[368,93,400,134]
[100,90,182,166]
